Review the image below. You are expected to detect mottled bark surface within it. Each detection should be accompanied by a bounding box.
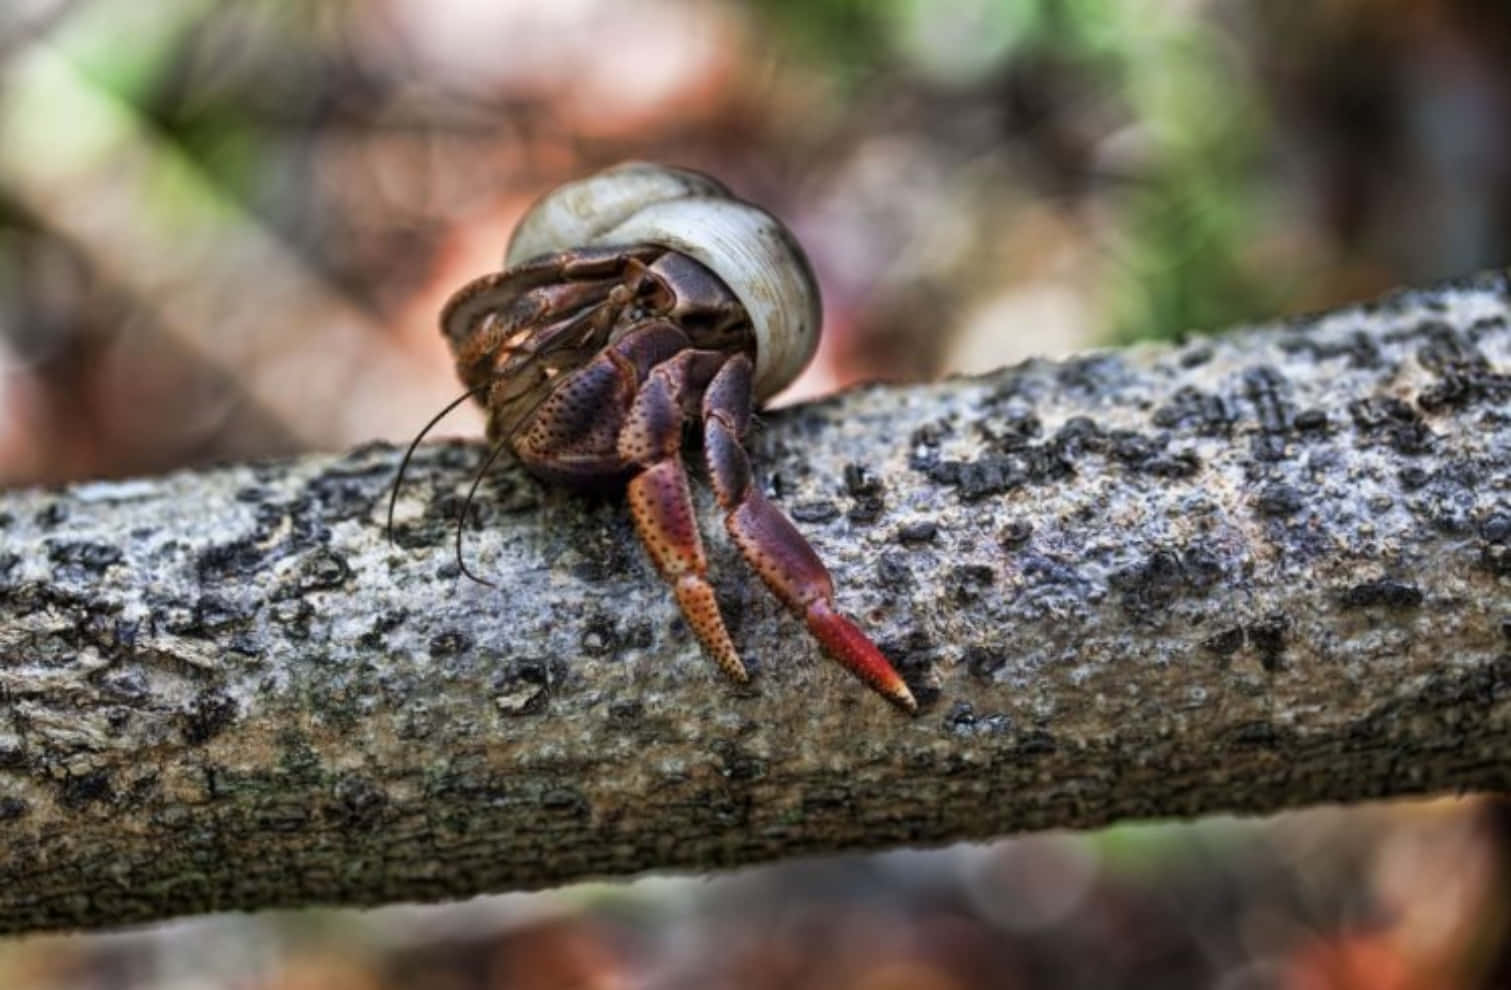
[1,273,1509,936]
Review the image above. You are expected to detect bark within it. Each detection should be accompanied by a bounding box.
[1,272,1509,936]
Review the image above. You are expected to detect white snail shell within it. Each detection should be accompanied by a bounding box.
[505,161,822,403]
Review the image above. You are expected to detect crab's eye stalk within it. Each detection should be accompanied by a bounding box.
[504,161,822,403]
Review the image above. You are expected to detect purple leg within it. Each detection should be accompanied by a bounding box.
[702,356,916,711]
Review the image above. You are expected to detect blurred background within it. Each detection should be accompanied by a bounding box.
[1,0,1509,986]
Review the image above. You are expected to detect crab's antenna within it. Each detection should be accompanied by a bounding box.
[387,384,488,544]
[454,440,510,589]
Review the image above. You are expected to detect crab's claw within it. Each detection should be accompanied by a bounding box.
[617,338,915,712]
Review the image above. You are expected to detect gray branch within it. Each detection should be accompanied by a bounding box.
[2,272,1510,936]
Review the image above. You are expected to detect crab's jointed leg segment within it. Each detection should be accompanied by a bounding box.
[619,346,747,683]
[701,357,917,712]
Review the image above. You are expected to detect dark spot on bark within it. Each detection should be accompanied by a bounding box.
[1145,450,1203,478]
[847,494,885,525]
[1179,344,1213,368]
[501,656,567,691]
[541,787,589,818]
[197,539,267,582]
[46,541,122,575]
[950,564,995,604]
[956,456,1026,499]
[259,804,311,832]
[1483,543,1511,577]
[913,456,959,485]
[0,511,11,528]
[1017,730,1056,755]
[271,598,314,641]
[711,740,766,783]
[999,519,1033,548]
[791,501,839,524]
[0,797,28,820]
[1152,386,1236,434]
[1409,326,1511,412]
[390,520,446,551]
[35,502,67,528]
[897,521,938,544]
[1349,396,1433,454]
[1256,483,1304,517]
[945,700,976,731]
[1204,626,1245,659]
[59,770,114,808]
[330,774,386,829]
[876,553,913,591]
[190,595,248,636]
[358,608,408,649]
[433,493,489,533]
[1057,353,1129,394]
[608,699,643,723]
[580,614,619,657]
[844,463,882,496]
[977,412,1042,450]
[964,645,1007,679]
[1399,466,1429,490]
[298,548,351,591]
[1342,580,1424,609]
[1182,547,1224,588]
[1248,614,1289,670]
[1293,408,1329,432]
[1229,721,1277,746]
[910,422,949,449]
[1481,513,1511,544]
[622,620,654,650]
[841,464,885,521]
[234,486,268,503]
[0,552,19,581]
[304,469,379,524]
[1110,547,1227,620]
[1278,329,1381,369]
[181,692,238,744]
[430,631,470,657]
[1240,365,1295,462]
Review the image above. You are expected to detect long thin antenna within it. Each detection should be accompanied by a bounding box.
[387,385,488,543]
[455,441,510,589]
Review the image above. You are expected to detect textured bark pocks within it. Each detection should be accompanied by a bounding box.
[1,271,1509,935]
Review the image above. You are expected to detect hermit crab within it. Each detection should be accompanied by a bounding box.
[400,162,914,712]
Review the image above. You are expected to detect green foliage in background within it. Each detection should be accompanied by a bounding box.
[750,0,1278,343]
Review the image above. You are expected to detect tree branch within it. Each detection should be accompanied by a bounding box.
[2,272,1509,935]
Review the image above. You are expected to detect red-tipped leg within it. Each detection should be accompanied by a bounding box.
[703,356,916,713]
[805,600,917,713]
[627,460,746,683]
[619,345,748,684]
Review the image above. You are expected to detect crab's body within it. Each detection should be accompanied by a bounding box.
[437,163,915,712]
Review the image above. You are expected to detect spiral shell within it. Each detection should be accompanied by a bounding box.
[505,161,821,402]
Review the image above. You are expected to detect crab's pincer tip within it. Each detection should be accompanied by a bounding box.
[805,599,917,715]
[885,680,920,714]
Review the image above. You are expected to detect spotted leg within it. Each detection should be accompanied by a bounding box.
[701,356,917,712]
[617,347,748,683]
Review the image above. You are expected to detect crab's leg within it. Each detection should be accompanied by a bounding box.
[701,356,917,712]
[618,348,747,682]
